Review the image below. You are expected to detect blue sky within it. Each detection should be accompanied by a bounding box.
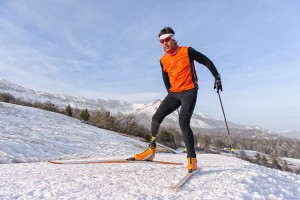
[1,0,299,132]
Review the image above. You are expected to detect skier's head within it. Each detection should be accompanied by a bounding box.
[159,26,177,53]
[158,26,175,38]
[159,27,176,43]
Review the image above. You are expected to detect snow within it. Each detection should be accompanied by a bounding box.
[190,117,213,129]
[282,157,300,171]
[283,158,300,166]
[1,102,300,200]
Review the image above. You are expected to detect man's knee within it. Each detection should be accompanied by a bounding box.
[179,115,191,129]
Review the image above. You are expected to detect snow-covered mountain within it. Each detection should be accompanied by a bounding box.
[0,79,136,114]
[0,79,240,128]
[132,98,244,129]
[0,102,299,199]
[0,79,289,139]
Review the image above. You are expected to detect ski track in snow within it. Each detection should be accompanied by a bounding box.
[0,102,300,200]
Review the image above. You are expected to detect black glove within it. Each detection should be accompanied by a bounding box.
[214,75,223,93]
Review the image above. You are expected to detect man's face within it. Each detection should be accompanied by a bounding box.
[160,36,175,52]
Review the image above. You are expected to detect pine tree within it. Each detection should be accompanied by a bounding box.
[272,158,281,169]
[65,104,73,117]
[157,129,176,148]
[80,108,90,121]
[261,155,268,165]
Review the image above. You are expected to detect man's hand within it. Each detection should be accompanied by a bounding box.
[214,75,223,93]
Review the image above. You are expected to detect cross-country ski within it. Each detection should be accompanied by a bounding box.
[48,159,183,165]
[169,167,201,190]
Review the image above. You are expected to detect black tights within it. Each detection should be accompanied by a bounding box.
[151,88,198,158]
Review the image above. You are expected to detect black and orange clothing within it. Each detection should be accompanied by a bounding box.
[152,46,220,158]
[151,88,198,158]
[160,46,219,93]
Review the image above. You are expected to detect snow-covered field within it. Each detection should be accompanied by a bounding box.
[1,102,300,200]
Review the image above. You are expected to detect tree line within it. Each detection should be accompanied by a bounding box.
[193,133,300,174]
[193,133,300,160]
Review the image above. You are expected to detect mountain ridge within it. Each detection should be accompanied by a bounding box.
[0,79,236,129]
[1,79,298,139]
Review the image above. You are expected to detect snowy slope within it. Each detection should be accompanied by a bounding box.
[0,79,247,130]
[0,102,300,200]
[0,102,143,164]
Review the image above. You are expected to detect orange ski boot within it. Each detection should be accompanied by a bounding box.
[134,141,156,161]
[187,157,197,173]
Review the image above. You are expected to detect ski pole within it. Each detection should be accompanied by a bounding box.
[217,91,235,153]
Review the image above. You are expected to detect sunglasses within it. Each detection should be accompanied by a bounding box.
[159,36,172,44]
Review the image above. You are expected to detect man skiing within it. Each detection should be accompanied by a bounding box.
[130,26,222,172]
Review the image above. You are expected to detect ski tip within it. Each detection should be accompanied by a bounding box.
[168,185,178,191]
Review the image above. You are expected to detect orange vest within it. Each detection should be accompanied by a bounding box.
[160,46,198,92]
